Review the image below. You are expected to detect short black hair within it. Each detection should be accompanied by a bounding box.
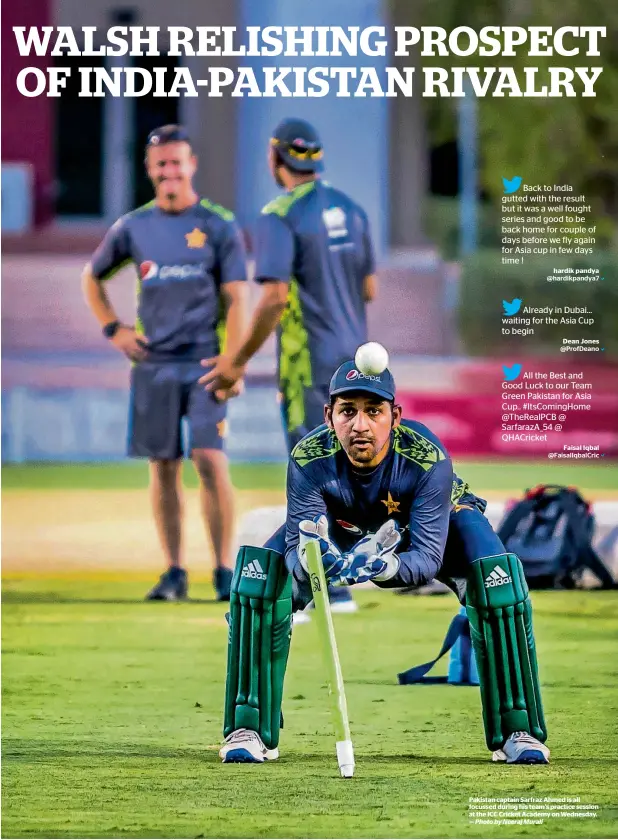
[145,124,192,151]
[272,147,287,171]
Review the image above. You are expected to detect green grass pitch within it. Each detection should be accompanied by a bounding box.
[2,584,617,838]
[3,458,618,492]
[2,460,617,837]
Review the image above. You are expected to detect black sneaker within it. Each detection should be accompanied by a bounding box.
[145,567,188,601]
[214,567,233,602]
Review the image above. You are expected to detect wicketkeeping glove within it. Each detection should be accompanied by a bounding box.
[344,520,402,582]
[299,516,402,585]
[299,515,343,577]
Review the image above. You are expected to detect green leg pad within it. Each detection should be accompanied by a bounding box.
[466,553,547,751]
[223,546,292,750]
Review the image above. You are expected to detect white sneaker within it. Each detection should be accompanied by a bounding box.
[293,596,359,623]
[219,728,279,763]
[492,731,550,764]
[330,599,359,614]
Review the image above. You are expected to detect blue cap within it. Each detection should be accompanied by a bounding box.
[270,117,324,173]
[329,360,396,402]
[146,124,191,149]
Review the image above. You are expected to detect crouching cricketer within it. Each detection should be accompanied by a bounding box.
[219,360,550,765]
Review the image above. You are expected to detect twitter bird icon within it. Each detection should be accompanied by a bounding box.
[503,176,522,195]
[503,364,522,382]
[503,298,522,316]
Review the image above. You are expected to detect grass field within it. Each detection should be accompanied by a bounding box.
[2,584,617,839]
[3,459,618,493]
[2,461,618,838]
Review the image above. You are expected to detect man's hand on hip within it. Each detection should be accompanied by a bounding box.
[112,327,149,362]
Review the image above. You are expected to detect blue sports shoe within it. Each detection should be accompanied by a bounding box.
[214,567,233,602]
[145,567,188,601]
[492,732,550,764]
[219,729,279,763]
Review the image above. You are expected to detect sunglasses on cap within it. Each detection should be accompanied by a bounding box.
[146,125,191,148]
[270,137,324,161]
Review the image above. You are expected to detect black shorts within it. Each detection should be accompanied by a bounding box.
[128,360,226,459]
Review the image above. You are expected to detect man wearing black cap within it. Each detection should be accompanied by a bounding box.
[201,117,377,612]
[82,124,248,602]
[220,359,550,766]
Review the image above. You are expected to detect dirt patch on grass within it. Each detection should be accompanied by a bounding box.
[2,488,285,576]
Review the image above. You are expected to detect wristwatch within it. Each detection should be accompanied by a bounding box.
[102,320,121,339]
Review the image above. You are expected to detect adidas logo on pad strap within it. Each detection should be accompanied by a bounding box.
[242,559,268,581]
[484,564,512,588]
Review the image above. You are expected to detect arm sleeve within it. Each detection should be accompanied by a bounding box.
[217,220,248,284]
[253,213,294,283]
[284,458,328,582]
[90,219,132,281]
[377,458,453,589]
[360,210,376,277]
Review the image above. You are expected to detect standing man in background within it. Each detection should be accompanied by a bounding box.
[82,125,248,602]
[201,117,377,612]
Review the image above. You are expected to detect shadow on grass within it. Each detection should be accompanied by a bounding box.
[4,739,616,769]
[1,742,485,765]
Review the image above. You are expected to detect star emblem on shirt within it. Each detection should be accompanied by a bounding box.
[381,492,400,514]
[185,227,207,248]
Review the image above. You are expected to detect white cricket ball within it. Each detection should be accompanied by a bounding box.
[354,342,389,376]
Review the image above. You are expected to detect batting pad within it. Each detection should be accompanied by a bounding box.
[223,546,292,750]
[466,553,547,751]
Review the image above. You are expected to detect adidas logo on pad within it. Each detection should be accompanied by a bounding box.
[242,559,267,581]
[484,565,512,588]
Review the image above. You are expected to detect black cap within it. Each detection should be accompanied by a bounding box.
[146,124,192,149]
[329,360,396,402]
[270,117,324,173]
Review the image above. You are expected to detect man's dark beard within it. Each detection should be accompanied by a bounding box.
[161,185,178,203]
[348,441,376,464]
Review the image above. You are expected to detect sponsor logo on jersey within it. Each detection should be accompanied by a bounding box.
[139,262,206,283]
[140,261,158,281]
[336,520,363,535]
[322,206,348,238]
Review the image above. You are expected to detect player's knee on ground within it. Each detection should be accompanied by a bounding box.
[466,553,547,751]
[224,545,292,749]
